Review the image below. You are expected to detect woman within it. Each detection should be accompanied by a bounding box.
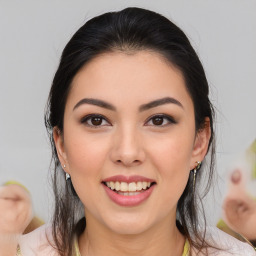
[1,7,255,256]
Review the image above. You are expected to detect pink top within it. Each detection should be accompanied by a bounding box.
[17,224,256,256]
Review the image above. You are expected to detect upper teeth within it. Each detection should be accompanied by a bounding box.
[105,181,151,192]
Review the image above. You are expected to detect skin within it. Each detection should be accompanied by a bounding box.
[0,184,33,256]
[223,169,256,240]
[54,51,211,256]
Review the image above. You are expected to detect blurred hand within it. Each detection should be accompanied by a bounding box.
[0,184,33,235]
[224,195,256,241]
[223,169,256,240]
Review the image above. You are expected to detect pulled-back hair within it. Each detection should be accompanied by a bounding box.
[45,7,215,256]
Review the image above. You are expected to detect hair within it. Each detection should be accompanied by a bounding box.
[44,7,215,256]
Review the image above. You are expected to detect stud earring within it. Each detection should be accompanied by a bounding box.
[65,173,71,181]
[193,161,201,192]
[63,164,66,168]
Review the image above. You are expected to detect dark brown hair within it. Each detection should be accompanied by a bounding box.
[45,7,215,256]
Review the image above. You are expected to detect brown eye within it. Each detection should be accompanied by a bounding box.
[152,116,164,125]
[91,117,103,126]
[81,114,110,127]
[146,114,177,127]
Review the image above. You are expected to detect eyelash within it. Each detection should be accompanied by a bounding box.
[80,114,177,128]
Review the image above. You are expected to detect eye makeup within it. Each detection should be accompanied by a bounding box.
[80,113,177,129]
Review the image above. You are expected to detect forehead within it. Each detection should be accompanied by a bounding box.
[67,50,193,111]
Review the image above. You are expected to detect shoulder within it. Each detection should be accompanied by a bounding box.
[202,226,256,256]
[18,224,58,256]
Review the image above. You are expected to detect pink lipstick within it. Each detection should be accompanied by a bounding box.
[102,175,156,207]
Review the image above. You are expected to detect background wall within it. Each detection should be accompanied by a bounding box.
[0,0,255,224]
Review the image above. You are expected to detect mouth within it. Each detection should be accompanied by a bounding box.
[102,181,156,196]
[102,175,156,206]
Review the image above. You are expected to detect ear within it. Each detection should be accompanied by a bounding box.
[190,117,211,169]
[53,127,68,168]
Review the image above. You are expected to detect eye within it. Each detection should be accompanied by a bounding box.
[81,114,111,128]
[145,114,176,126]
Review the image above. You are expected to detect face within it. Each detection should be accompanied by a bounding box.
[54,51,210,235]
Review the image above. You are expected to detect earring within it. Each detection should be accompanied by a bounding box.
[193,161,201,192]
[65,173,71,181]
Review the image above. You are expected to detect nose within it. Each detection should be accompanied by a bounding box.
[110,125,145,167]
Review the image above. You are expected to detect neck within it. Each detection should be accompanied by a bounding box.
[79,214,185,256]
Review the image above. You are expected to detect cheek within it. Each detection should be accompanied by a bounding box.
[63,134,110,208]
[146,131,194,202]
[147,130,194,174]
[63,132,111,188]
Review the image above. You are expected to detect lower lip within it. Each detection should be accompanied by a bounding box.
[103,184,155,207]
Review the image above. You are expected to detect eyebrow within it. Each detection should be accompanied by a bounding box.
[73,97,183,112]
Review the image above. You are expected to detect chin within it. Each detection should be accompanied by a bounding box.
[102,213,154,235]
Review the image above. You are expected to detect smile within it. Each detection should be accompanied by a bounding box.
[102,175,156,206]
[104,181,153,196]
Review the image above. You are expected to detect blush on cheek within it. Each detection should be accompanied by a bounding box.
[67,139,105,165]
